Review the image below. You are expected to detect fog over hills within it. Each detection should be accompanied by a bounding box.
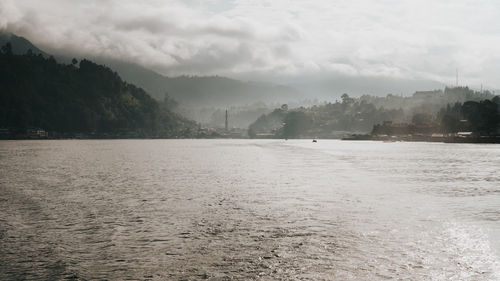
[71,55,449,106]
[291,76,445,101]
[0,30,449,108]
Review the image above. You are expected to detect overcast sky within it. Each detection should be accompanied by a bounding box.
[1,0,500,87]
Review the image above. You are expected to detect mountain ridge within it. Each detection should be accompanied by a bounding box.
[95,58,304,106]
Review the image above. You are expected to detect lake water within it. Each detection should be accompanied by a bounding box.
[1,139,500,280]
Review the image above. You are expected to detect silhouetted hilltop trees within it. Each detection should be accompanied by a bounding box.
[0,44,197,138]
[0,32,48,56]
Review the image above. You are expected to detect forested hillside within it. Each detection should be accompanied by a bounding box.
[0,43,197,138]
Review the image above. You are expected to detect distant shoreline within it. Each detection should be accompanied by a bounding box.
[342,134,500,144]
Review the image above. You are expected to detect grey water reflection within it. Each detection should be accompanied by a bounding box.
[1,139,500,280]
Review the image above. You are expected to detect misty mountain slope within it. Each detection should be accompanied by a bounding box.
[0,31,48,56]
[95,59,447,106]
[101,59,304,106]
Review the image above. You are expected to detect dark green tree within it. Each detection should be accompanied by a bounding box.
[283,111,312,138]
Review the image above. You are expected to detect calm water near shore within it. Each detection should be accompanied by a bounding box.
[1,139,500,280]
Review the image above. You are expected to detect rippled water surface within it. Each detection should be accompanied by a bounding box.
[1,139,500,280]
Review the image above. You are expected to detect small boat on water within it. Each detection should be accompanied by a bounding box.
[312,139,317,143]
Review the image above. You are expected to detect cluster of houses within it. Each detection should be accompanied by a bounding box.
[368,121,499,143]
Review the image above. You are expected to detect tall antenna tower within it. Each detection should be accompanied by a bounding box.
[225,109,228,132]
[456,68,458,87]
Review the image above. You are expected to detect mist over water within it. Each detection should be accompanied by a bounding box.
[1,140,500,280]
